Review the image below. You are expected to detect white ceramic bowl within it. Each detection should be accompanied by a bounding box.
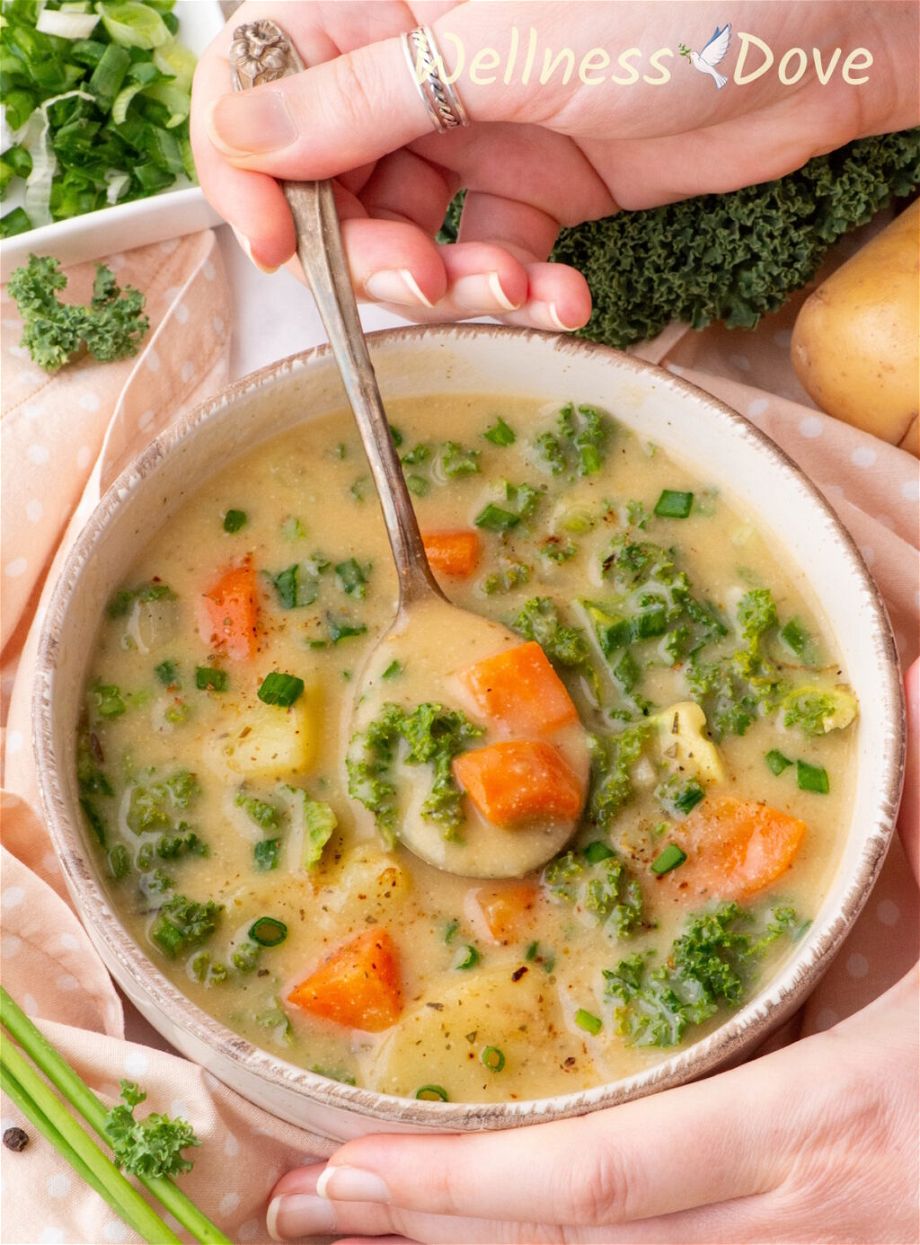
[34,326,905,1142]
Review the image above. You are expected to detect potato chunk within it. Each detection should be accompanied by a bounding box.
[653,701,724,784]
[215,696,317,779]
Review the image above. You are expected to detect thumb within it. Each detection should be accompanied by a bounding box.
[205,16,520,180]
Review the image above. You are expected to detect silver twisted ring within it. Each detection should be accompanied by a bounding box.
[401,25,470,133]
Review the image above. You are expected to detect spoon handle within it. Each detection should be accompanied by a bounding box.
[230,19,442,609]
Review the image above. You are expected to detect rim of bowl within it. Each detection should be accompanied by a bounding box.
[33,324,905,1131]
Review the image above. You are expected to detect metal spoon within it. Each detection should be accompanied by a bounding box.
[230,21,587,878]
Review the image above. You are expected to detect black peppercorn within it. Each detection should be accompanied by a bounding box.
[3,1126,29,1152]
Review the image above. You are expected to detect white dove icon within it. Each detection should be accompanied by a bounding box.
[679,24,733,89]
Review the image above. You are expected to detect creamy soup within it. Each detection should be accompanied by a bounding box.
[80,396,857,1103]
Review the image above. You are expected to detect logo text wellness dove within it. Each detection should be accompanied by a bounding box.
[429,29,874,88]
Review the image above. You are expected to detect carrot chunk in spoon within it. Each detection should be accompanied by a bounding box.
[457,641,578,735]
[453,740,584,828]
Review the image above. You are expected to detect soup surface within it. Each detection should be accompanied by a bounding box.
[80,395,858,1103]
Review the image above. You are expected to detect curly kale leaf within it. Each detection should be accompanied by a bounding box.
[587,723,653,828]
[533,403,612,478]
[347,702,483,845]
[687,588,786,739]
[126,769,200,835]
[8,254,149,372]
[104,1080,200,1179]
[149,894,222,959]
[603,902,798,1046]
[548,129,920,347]
[543,848,644,937]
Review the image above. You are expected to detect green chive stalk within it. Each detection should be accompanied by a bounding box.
[0,1037,181,1244]
[0,988,231,1245]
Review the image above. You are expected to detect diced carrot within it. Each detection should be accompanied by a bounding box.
[453,740,584,828]
[423,530,481,578]
[669,797,807,900]
[457,641,578,736]
[196,561,259,660]
[466,881,539,944]
[287,926,402,1032]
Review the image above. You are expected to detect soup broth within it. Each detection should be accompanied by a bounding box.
[80,395,857,1103]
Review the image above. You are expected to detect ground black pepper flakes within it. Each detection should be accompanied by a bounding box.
[3,1126,29,1152]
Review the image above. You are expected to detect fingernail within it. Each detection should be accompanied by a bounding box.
[266,1193,336,1241]
[316,1164,391,1203]
[231,226,278,274]
[364,269,434,308]
[208,90,297,156]
[451,271,521,313]
[547,302,583,332]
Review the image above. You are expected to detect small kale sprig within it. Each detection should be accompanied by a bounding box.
[8,254,149,372]
[104,1080,200,1179]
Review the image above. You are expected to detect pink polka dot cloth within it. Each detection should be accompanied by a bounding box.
[1,232,918,1245]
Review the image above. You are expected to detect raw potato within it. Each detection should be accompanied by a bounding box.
[791,201,919,453]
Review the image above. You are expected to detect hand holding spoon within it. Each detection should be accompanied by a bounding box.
[230,21,588,878]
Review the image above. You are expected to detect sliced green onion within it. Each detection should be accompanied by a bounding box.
[258,672,305,707]
[765,749,793,775]
[99,2,172,50]
[474,503,519,532]
[195,667,227,692]
[480,1046,505,1072]
[382,660,403,680]
[654,489,694,519]
[248,917,288,947]
[574,1008,602,1035]
[406,474,429,497]
[453,944,480,970]
[153,659,181,689]
[223,509,247,533]
[253,839,281,872]
[797,760,829,794]
[583,841,615,864]
[36,9,100,38]
[651,843,687,876]
[415,1085,449,1101]
[444,918,460,944]
[483,418,515,446]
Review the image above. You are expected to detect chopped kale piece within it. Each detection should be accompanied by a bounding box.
[533,404,611,478]
[149,895,222,959]
[347,702,483,846]
[603,902,798,1046]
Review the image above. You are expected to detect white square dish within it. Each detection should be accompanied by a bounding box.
[0,0,226,282]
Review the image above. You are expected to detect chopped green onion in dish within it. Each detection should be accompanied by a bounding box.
[574,1008,603,1035]
[223,509,247,533]
[654,489,694,519]
[651,843,688,876]
[796,760,830,794]
[257,672,305,707]
[0,0,197,236]
[583,841,615,864]
[452,944,480,970]
[195,666,227,692]
[248,917,288,947]
[480,1045,505,1072]
[766,749,793,775]
[415,1085,449,1101]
